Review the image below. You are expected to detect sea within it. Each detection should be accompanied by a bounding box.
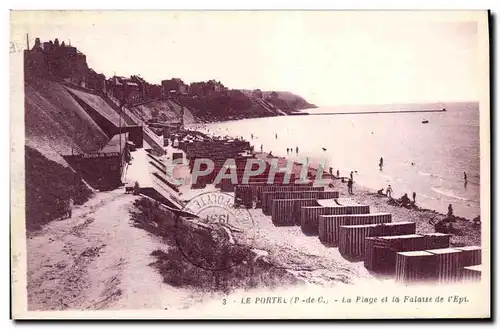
[191,102,481,219]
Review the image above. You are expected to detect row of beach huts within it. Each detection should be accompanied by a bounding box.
[177,133,482,285]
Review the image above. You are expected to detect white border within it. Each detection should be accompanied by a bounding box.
[3,1,498,328]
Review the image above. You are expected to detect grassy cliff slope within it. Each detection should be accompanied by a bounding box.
[25,79,109,156]
[24,78,112,230]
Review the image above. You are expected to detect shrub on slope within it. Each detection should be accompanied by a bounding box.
[25,146,94,231]
[129,100,180,123]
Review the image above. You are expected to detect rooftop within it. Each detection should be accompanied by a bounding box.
[99,133,128,154]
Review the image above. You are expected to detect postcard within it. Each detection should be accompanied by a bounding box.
[10,10,490,319]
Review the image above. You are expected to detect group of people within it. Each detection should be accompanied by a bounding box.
[336,171,357,194]
[378,184,417,208]
[429,204,458,234]
[398,192,417,207]
[328,167,340,178]
[255,131,300,157]
[270,142,471,235]
[260,146,301,157]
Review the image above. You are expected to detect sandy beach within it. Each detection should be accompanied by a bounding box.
[25,131,480,311]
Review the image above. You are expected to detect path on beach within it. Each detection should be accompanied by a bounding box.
[26,190,197,311]
[25,181,382,311]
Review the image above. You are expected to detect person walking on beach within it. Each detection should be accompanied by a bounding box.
[275,133,278,139]
[251,133,253,139]
[66,197,74,219]
[296,146,299,154]
[336,169,340,179]
[350,171,353,181]
[386,184,393,198]
[329,167,333,176]
[412,192,416,204]
[347,178,354,195]
[69,197,74,218]
[286,148,289,154]
[464,172,468,186]
[260,144,263,152]
[379,157,384,170]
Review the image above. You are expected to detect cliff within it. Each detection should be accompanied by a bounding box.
[23,77,134,230]
[25,78,109,157]
[262,91,317,112]
[170,89,316,123]
[128,99,196,125]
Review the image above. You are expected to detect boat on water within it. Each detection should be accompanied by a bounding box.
[422,119,429,124]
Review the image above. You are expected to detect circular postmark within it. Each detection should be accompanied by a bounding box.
[177,191,255,271]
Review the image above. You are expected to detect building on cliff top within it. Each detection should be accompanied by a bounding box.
[161,78,189,98]
[107,75,145,105]
[24,37,88,85]
[24,37,107,94]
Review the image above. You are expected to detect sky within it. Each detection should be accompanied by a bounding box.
[10,11,486,107]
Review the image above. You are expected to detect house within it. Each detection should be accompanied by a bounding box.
[189,82,205,97]
[24,37,88,85]
[24,39,49,77]
[108,76,143,105]
[148,84,163,99]
[161,78,189,98]
[86,69,106,94]
[63,133,130,191]
[208,79,226,93]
